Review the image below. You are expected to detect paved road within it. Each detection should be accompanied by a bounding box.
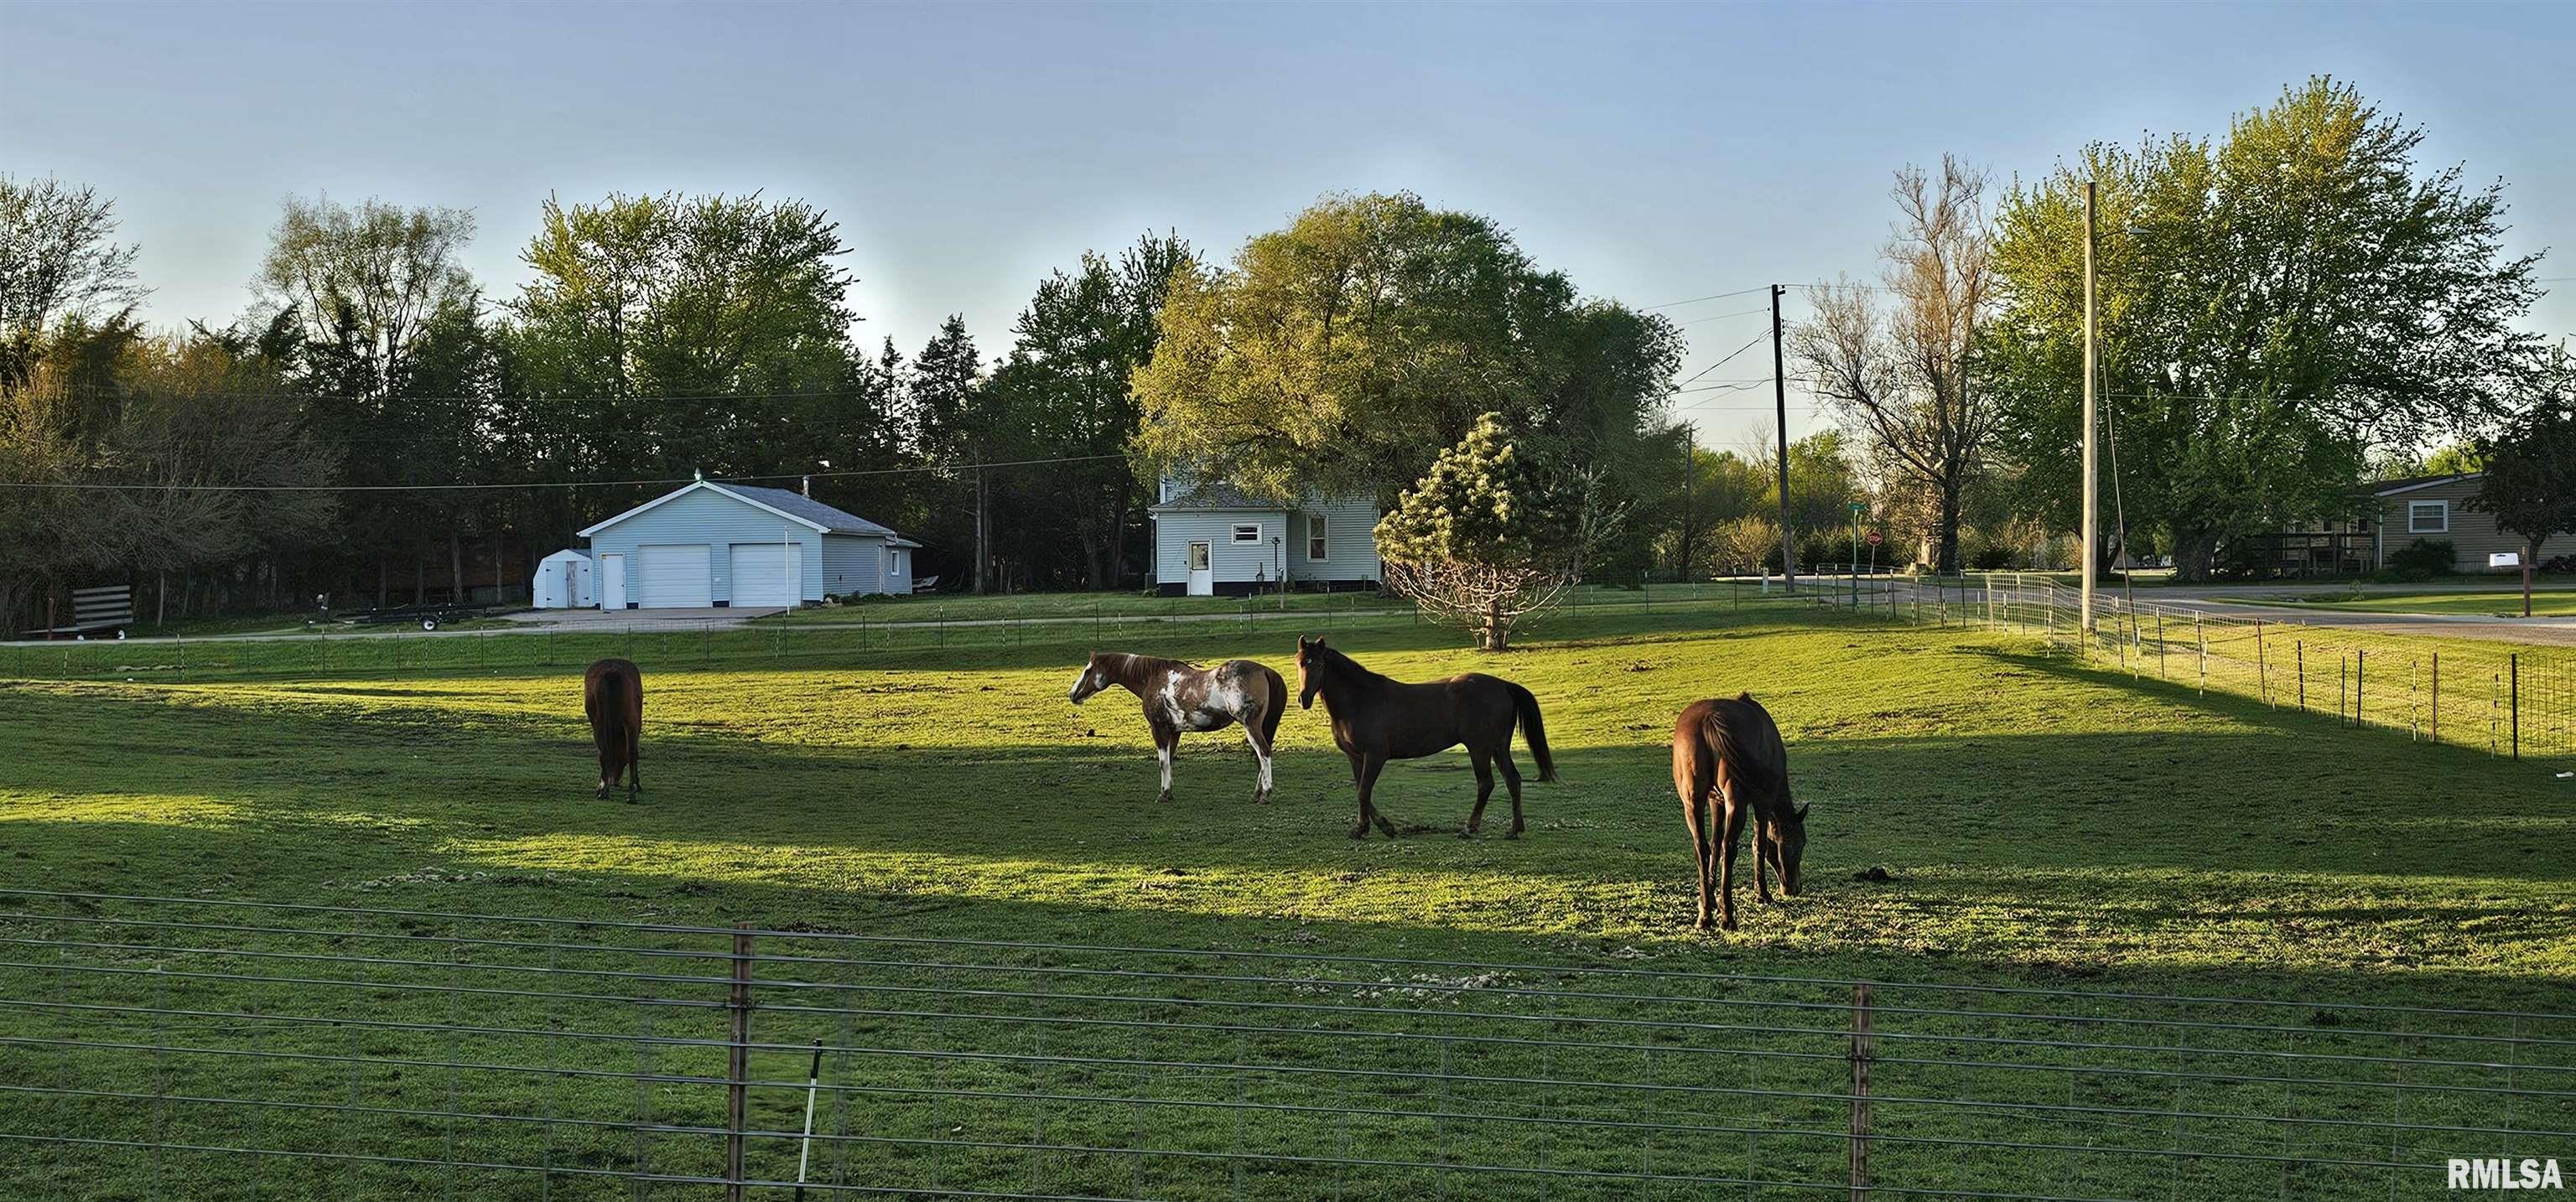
[1870,576,2576,648]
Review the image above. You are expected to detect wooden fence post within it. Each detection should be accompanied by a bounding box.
[730,923,754,1202]
[2511,654,2520,761]
[1848,982,1873,1200]
[2432,651,2440,743]
[2355,649,2366,730]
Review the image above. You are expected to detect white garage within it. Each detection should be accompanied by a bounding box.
[728,542,802,609]
[576,480,920,609]
[638,544,714,608]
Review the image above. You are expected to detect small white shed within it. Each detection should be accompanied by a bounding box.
[532,549,595,609]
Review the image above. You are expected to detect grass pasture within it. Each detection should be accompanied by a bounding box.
[3,599,2573,1198]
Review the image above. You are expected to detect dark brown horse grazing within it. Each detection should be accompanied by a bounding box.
[1672,694,1805,930]
[583,658,643,802]
[1293,636,1555,840]
[1068,652,1287,803]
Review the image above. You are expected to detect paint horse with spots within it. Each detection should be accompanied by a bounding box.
[1672,694,1806,931]
[583,658,643,802]
[1293,636,1555,840]
[1068,653,1288,804]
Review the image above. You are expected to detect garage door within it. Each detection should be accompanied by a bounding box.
[729,542,802,609]
[637,544,713,608]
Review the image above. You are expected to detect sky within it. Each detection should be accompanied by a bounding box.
[5,0,2572,451]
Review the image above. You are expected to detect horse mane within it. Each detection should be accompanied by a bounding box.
[1103,652,1191,690]
[1306,640,1386,686]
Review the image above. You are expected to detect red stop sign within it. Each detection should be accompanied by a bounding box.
[1865,529,1883,546]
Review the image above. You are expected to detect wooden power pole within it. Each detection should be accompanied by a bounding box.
[2080,182,2099,634]
[1773,283,1795,593]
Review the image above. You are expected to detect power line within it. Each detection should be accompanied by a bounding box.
[0,453,1130,495]
[1637,286,1772,312]
[1674,306,1774,327]
[1675,329,1774,390]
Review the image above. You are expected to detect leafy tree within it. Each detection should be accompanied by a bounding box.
[993,232,1190,588]
[1375,413,1613,650]
[0,175,146,388]
[1796,157,1994,572]
[257,195,478,400]
[1134,192,1679,513]
[2470,365,2576,616]
[1984,77,2547,580]
[2423,443,2485,476]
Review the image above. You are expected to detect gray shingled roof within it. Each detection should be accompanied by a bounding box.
[719,484,899,536]
[1153,479,1285,510]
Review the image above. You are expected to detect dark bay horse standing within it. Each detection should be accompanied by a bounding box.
[1672,695,1806,930]
[1293,636,1554,839]
[1068,652,1287,803]
[584,658,643,802]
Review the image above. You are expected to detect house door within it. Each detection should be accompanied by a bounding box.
[1187,541,1213,596]
[599,554,627,610]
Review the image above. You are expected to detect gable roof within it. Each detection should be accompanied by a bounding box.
[2371,472,2481,497]
[1151,479,1283,511]
[715,484,898,536]
[576,480,900,538]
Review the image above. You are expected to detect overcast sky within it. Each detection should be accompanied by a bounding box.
[5,0,2570,449]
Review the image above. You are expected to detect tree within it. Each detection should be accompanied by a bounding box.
[0,175,146,388]
[1984,78,2547,580]
[257,195,478,401]
[1375,413,1612,651]
[1796,157,1994,573]
[2470,365,2576,617]
[995,231,1190,588]
[1134,192,1679,511]
[911,315,996,592]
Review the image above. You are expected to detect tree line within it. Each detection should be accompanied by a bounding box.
[3,75,2563,635]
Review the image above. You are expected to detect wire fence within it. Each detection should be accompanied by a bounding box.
[0,583,1799,685]
[1805,572,2576,762]
[0,890,2568,1199]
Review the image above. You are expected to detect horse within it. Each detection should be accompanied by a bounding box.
[583,658,643,802]
[1292,635,1555,840]
[1671,694,1806,930]
[1067,652,1287,804]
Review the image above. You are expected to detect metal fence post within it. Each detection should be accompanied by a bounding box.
[730,922,754,1202]
[2511,654,2520,760]
[2195,614,2206,697]
[2432,651,2440,743]
[2296,642,2305,712]
[2355,649,2365,730]
[2255,620,2268,707]
[1848,982,1873,1200]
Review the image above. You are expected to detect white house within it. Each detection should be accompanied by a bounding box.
[574,480,918,609]
[1147,474,1381,597]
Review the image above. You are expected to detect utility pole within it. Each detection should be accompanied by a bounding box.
[1772,283,1795,593]
[1680,421,1695,583]
[2080,181,2099,634]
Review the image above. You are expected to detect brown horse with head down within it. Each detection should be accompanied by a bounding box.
[583,658,643,802]
[1293,636,1554,839]
[1672,694,1805,930]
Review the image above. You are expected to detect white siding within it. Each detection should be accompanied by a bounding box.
[586,487,822,604]
[1286,495,1384,583]
[1155,510,1287,585]
[821,534,882,596]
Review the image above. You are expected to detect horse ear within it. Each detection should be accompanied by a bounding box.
[1793,801,1811,821]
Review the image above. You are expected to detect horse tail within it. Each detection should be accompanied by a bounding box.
[1508,681,1557,782]
[1261,666,1287,748]
[1701,694,1781,798]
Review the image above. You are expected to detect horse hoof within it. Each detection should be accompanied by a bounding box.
[1695,917,1714,931]
[1348,827,1368,841]
[1156,791,1172,805]
[1721,917,1738,932]
[1504,828,1522,841]
[1457,828,1474,839]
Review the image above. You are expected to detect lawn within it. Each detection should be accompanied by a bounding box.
[3,600,2571,1198]
[750,580,1767,627]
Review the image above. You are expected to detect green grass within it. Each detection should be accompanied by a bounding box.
[752,582,1762,627]
[2263,588,2576,617]
[3,600,2572,1198]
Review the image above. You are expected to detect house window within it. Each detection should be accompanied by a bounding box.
[1232,522,1261,544]
[2408,500,2449,534]
[1306,513,1328,561]
[890,550,904,575]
